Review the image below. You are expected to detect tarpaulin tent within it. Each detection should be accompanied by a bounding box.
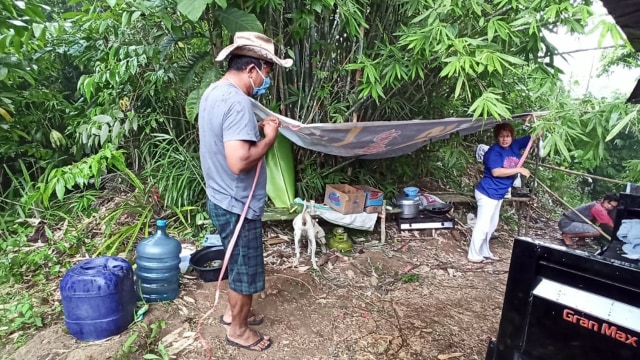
[251,99,547,159]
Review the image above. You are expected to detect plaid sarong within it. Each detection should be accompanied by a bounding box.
[206,200,265,295]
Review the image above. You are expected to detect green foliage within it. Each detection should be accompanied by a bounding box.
[400,274,419,284]
[266,134,296,207]
[598,47,640,76]
[34,146,135,207]
[117,319,169,360]
[0,212,94,346]
[139,132,205,210]
[0,294,44,340]
[533,93,640,197]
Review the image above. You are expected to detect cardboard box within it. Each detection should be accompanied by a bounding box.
[355,185,385,207]
[364,206,383,214]
[324,184,365,215]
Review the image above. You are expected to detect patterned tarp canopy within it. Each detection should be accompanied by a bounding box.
[251,99,547,159]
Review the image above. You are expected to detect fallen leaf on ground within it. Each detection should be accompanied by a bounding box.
[447,268,455,277]
[346,269,355,279]
[265,237,289,245]
[437,353,463,359]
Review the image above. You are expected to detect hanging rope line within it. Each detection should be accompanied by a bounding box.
[524,160,628,185]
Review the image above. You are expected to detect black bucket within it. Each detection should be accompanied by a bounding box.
[189,246,228,282]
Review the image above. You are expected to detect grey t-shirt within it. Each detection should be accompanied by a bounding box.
[198,81,267,220]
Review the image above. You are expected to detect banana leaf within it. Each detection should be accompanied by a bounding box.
[266,133,295,207]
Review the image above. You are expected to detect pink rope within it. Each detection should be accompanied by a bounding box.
[516,115,536,168]
[196,159,263,360]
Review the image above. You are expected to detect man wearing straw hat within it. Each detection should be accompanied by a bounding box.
[199,32,292,352]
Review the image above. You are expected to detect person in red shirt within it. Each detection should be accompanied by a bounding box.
[558,194,619,248]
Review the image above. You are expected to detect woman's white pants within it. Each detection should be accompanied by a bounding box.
[467,190,503,261]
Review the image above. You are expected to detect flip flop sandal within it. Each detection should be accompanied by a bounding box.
[561,236,577,249]
[219,314,264,326]
[225,332,272,352]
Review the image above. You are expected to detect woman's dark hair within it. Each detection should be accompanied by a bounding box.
[603,193,620,203]
[493,123,515,141]
[227,55,274,71]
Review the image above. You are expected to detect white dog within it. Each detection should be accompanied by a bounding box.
[292,203,327,269]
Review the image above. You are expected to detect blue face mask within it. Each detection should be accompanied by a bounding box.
[251,68,270,96]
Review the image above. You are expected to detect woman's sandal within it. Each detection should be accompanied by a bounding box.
[468,258,492,264]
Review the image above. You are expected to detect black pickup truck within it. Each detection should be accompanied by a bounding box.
[486,192,640,359]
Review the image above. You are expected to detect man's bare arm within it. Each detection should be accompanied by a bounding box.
[224,117,280,174]
[224,137,276,174]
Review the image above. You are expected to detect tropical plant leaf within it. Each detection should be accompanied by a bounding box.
[0,106,11,121]
[177,0,210,22]
[266,134,295,207]
[214,7,263,34]
[185,89,203,122]
[185,68,221,121]
[606,110,636,142]
[178,50,211,87]
[159,34,178,59]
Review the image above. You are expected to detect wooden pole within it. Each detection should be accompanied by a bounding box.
[525,161,627,185]
[533,176,611,241]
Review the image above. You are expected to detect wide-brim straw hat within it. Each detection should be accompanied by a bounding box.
[215,32,293,68]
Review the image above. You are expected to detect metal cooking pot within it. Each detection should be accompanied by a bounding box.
[396,196,420,218]
[424,202,453,216]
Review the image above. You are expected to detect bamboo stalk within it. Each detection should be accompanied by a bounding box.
[347,26,365,177]
[204,5,217,65]
[321,158,358,176]
[526,161,627,185]
[533,177,611,241]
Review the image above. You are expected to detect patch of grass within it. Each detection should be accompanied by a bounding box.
[400,274,419,283]
[0,214,90,348]
[116,319,169,360]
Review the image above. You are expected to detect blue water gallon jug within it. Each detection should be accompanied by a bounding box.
[135,219,182,303]
[59,256,136,341]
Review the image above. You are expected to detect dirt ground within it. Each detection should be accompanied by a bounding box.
[3,204,589,360]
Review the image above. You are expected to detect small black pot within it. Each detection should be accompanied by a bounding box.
[424,203,453,216]
[511,187,531,198]
[189,246,228,282]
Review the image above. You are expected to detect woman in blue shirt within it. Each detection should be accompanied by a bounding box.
[468,123,532,263]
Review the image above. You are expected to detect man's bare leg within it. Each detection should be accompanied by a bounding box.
[223,303,233,324]
[221,298,262,324]
[226,290,270,350]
